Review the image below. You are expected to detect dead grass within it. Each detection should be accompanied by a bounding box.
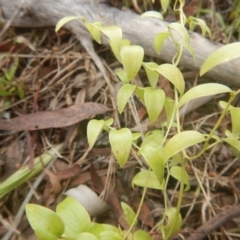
[0,1,240,240]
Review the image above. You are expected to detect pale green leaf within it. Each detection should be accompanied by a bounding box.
[168,22,190,42]
[170,166,190,190]
[163,131,205,162]
[230,107,240,134]
[157,64,185,96]
[117,84,136,113]
[141,11,163,20]
[55,16,82,32]
[0,144,63,198]
[162,207,182,238]
[109,128,132,167]
[121,202,137,226]
[99,231,124,240]
[177,83,232,109]
[120,45,144,81]
[200,42,240,76]
[101,26,122,47]
[56,197,91,239]
[144,87,165,123]
[115,68,128,83]
[161,0,170,12]
[154,32,169,54]
[164,97,175,127]
[109,40,122,63]
[26,204,64,240]
[76,232,98,240]
[223,138,240,152]
[132,170,165,190]
[142,62,159,89]
[133,230,152,240]
[87,119,104,149]
[140,130,164,149]
[84,21,102,44]
[140,145,164,184]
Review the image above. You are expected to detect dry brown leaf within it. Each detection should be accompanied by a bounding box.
[0,102,109,132]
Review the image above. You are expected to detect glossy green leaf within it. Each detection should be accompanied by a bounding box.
[144,87,165,123]
[87,119,104,149]
[26,204,64,240]
[117,84,136,113]
[177,83,232,109]
[141,11,163,20]
[0,144,63,198]
[223,138,240,152]
[157,64,185,96]
[163,131,205,162]
[109,128,132,167]
[132,170,165,190]
[115,69,128,83]
[154,32,169,54]
[121,202,137,226]
[170,166,190,190]
[55,16,82,32]
[133,230,152,240]
[76,232,99,240]
[56,197,91,239]
[99,231,124,240]
[142,62,159,89]
[200,42,240,76]
[162,207,182,238]
[120,45,144,81]
[230,107,240,134]
[140,145,164,184]
[84,21,102,44]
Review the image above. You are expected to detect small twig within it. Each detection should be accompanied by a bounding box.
[186,204,240,240]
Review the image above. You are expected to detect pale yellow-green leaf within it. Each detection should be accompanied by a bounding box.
[76,233,98,240]
[223,138,240,152]
[87,119,104,149]
[141,11,163,20]
[164,97,175,127]
[132,170,165,190]
[161,0,170,12]
[0,144,63,198]
[230,107,240,134]
[154,32,169,54]
[133,230,152,240]
[140,145,164,184]
[140,130,164,149]
[121,202,137,226]
[170,166,190,190]
[100,26,122,47]
[163,131,205,162]
[115,68,128,83]
[144,87,165,123]
[187,17,211,37]
[26,204,64,240]
[120,45,144,81]
[99,231,124,240]
[109,40,122,63]
[117,84,136,114]
[177,83,232,109]
[219,100,234,111]
[168,22,190,42]
[109,128,132,167]
[162,208,182,238]
[55,16,82,32]
[142,62,159,89]
[157,64,185,96]
[200,42,240,76]
[84,21,102,44]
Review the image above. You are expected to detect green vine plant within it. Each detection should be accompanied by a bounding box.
[25,0,240,239]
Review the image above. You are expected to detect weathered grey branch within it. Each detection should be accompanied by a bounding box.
[1,0,240,87]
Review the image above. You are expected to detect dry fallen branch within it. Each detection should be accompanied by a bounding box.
[1,0,240,87]
[186,204,240,240]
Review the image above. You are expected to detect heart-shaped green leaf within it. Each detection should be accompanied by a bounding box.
[109,128,132,167]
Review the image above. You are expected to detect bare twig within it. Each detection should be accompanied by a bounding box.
[186,204,240,240]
